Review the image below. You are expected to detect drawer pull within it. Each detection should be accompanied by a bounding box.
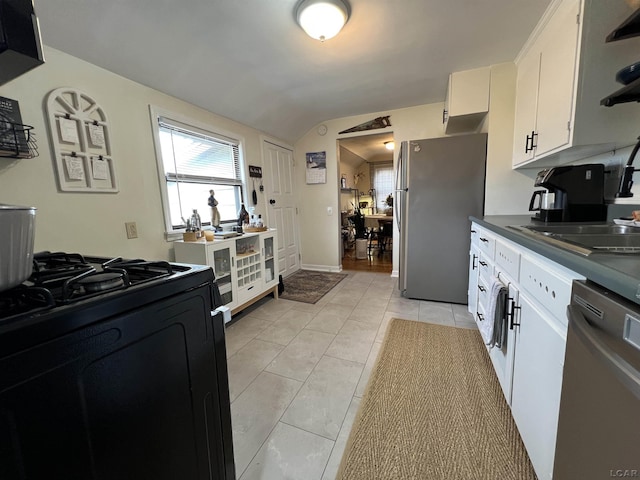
[479,261,488,267]
[480,237,489,243]
[470,229,477,233]
[477,313,484,322]
[478,285,486,292]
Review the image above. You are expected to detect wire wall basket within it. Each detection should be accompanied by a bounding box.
[0,121,38,159]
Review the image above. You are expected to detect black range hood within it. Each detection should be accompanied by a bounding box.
[0,0,44,86]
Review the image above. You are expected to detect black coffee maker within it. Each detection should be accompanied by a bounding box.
[529,164,607,222]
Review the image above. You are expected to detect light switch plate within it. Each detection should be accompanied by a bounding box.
[125,222,138,239]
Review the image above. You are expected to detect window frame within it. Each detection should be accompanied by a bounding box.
[149,105,247,240]
[370,161,394,211]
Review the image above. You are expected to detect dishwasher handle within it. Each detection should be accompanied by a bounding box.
[568,305,640,401]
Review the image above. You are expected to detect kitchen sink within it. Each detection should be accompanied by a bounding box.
[522,224,640,235]
[508,223,640,255]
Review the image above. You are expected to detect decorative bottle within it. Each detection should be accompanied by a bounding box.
[238,204,249,227]
[257,214,263,227]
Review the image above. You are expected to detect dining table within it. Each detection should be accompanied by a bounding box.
[364,214,393,229]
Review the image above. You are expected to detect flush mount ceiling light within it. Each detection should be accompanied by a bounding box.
[384,141,395,150]
[296,0,350,42]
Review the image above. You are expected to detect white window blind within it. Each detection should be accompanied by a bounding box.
[157,117,243,229]
[371,162,394,210]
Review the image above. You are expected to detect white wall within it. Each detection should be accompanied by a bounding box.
[484,63,539,214]
[294,103,447,273]
[5,50,629,274]
[294,63,541,273]
[0,47,281,261]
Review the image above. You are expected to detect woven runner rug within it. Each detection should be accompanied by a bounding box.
[337,318,536,480]
[279,270,348,304]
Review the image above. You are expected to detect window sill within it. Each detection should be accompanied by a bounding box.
[166,231,184,242]
[166,223,236,242]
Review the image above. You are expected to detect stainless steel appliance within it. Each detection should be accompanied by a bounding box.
[554,280,640,479]
[530,165,607,222]
[0,252,234,479]
[395,134,487,303]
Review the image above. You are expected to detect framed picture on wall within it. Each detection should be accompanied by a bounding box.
[305,151,326,184]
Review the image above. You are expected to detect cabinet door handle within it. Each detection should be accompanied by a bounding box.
[509,298,521,330]
[232,257,235,267]
[479,261,487,267]
[442,109,448,124]
[525,130,538,153]
[472,254,478,270]
[480,237,488,243]
[478,285,486,292]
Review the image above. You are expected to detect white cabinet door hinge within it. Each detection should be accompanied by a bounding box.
[567,121,571,132]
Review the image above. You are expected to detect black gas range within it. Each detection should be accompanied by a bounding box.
[1,251,220,321]
[0,251,223,349]
[0,251,234,479]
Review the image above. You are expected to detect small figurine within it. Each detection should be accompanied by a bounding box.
[208,190,220,231]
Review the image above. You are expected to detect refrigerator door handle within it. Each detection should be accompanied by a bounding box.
[394,143,406,231]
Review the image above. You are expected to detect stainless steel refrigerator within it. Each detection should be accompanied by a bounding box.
[395,133,487,303]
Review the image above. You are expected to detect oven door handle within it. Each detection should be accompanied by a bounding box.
[568,305,640,401]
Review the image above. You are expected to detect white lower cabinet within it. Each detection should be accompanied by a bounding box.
[468,223,584,479]
[174,229,279,321]
[511,293,566,480]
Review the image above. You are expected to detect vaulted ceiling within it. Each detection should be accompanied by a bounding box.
[35,0,552,144]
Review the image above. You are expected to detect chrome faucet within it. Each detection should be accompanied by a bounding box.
[617,136,640,198]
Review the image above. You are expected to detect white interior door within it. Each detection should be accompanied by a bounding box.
[262,140,300,278]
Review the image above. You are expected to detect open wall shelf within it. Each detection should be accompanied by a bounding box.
[601,8,640,106]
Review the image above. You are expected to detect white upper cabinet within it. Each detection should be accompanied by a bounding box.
[535,0,580,158]
[443,66,491,134]
[512,0,640,169]
[512,50,541,165]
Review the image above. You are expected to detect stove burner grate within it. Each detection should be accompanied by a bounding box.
[75,272,127,293]
[1,252,194,319]
[0,286,56,321]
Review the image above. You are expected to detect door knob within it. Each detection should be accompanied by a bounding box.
[269,199,276,205]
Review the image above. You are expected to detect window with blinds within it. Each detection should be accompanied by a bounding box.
[371,162,394,211]
[157,117,243,230]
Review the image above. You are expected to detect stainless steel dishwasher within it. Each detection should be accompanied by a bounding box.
[553,280,640,479]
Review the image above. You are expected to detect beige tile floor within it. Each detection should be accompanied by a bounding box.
[225,270,477,480]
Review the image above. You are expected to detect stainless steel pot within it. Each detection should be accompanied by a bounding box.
[0,204,36,291]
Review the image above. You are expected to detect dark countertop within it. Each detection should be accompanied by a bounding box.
[471,215,640,306]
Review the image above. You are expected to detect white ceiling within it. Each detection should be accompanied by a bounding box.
[339,132,394,167]
[34,0,552,145]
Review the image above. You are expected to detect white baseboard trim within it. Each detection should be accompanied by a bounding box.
[391,269,399,278]
[300,263,343,273]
